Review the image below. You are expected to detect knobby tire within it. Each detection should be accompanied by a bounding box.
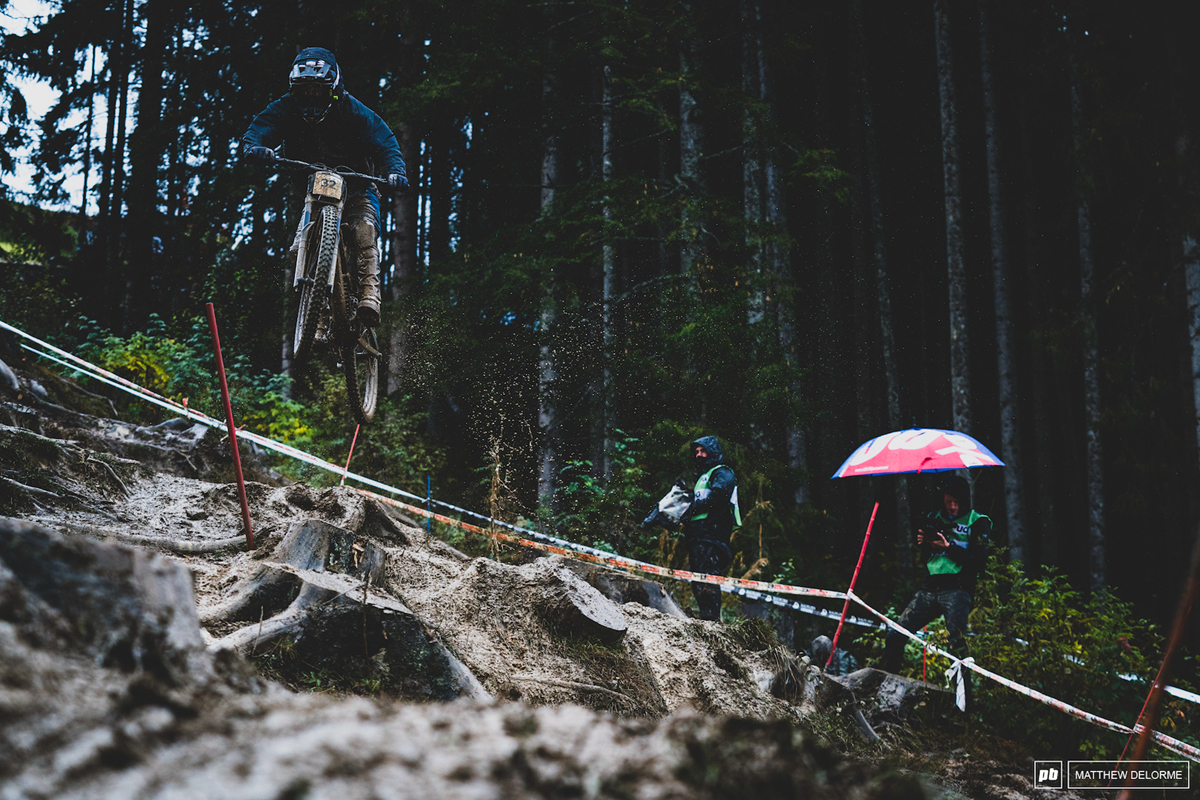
[333,253,379,425]
[293,205,339,361]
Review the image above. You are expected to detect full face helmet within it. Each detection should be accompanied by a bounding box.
[289,53,340,124]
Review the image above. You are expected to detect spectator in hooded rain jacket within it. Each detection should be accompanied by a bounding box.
[680,436,740,621]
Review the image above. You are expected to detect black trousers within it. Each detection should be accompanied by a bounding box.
[882,587,971,673]
[688,538,732,621]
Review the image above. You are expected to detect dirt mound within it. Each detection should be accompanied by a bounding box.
[0,358,1086,799]
[0,517,924,800]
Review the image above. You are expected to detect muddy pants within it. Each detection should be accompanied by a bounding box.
[881,587,973,704]
[687,538,731,621]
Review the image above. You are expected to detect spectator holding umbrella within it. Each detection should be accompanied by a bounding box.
[880,474,991,701]
[826,427,1003,673]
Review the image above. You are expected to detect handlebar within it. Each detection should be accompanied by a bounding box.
[273,155,395,187]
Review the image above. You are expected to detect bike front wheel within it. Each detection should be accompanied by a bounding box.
[293,205,339,361]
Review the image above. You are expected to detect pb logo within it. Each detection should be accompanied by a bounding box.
[1034,762,1063,788]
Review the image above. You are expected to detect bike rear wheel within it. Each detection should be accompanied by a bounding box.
[329,225,378,424]
[293,205,339,361]
[343,324,380,425]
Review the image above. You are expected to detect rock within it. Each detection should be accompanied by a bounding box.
[565,560,687,617]
[826,667,953,725]
[535,559,629,644]
[0,516,211,684]
[0,357,19,393]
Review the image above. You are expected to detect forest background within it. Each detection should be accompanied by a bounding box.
[2,0,1200,673]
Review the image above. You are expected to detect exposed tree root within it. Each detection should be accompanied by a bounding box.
[204,517,488,701]
[50,521,248,555]
[510,673,636,704]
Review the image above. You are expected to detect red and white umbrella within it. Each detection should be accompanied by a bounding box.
[831,428,1003,479]
[823,427,1002,668]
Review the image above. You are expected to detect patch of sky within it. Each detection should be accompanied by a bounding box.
[2,0,122,212]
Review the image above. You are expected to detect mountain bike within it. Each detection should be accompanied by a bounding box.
[278,157,385,425]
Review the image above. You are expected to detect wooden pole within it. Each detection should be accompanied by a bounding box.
[206,303,254,549]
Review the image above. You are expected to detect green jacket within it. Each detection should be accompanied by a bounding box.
[922,509,990,591]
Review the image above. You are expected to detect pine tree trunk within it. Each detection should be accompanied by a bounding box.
[980,0,1027,566]
[113,0,133,334]
[600,65,616,482]
[1016,68,1058,567]
[99,5,124,332]
[852,0,911,569]
[1172,38,1200,506]
[537,24,561,510]
[386,15,423,397]
[428,125,451,268]
[679,2,704,277]
[81,45,96,220]
[1185,234,1200,469]
[935,0,971,435]
[750,1,807,502]
[126,0,168,331]
[741,0,765,327]
[807,21,847,535]
[1072,78,1105,595]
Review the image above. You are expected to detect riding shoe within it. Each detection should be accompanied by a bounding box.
[357,266,381,327]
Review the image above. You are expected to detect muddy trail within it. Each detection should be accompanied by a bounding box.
[0,359,1086,799]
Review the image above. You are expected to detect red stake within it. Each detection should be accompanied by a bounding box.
[206,303,254,549]
[340,424,361,486]
[827,501,879,669]
[922,625,928,683]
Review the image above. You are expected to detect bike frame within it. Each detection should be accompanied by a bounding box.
[275,155,386,290]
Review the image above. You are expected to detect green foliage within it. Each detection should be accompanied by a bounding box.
[73,314,308,441]
[856,554,1193,758]
[553,430,658,558]
[0,199,78,263]
[968,557,1173,757]
[0,263,78,340]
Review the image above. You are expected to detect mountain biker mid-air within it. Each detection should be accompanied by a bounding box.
[241,47,407,328]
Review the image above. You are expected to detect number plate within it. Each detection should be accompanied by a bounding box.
[312,171,344,200]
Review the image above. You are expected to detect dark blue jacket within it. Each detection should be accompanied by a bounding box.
[241,49,404,180]
[682,436,737,545]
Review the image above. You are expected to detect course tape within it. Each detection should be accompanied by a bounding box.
[848,591,1200,762]
[351,486,849,601]
[9,323,856,609]
[5,317,1197,756]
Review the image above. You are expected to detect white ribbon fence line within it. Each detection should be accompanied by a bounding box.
[8,322,858,603]
[6,317,1200,756]
[847,591,1200,762]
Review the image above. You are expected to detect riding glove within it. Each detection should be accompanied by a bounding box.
[245,146,276,163]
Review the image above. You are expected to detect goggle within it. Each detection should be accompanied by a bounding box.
[291,84,332,102]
